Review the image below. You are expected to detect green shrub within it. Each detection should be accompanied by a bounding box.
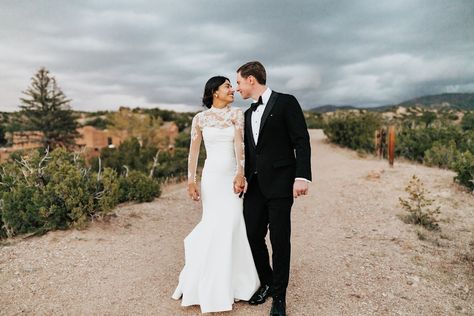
[305,112,326,129]
[458,130,474,154]
[461,112,474,131]
[152,148,190,181]
[92,167,120,216]
[174,132,191,149]
[91,131,202,183]
[119,171,161,203]
[323,112,381,152]
[396,126,463,162]
[0,148,122,238]
[424,140,459,169]
[42,149,95,228]
[396,128,434,162]
[91,137,149,174]
[1,183,50,236]
[399,175,441,231]
[452,151,474,191]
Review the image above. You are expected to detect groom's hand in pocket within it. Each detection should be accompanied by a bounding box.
[188,183,200,201]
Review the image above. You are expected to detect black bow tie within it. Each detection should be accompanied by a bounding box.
[250,96,263,112]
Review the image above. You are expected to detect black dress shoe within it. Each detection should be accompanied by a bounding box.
[249,284,271,305]
[270,298,286,316]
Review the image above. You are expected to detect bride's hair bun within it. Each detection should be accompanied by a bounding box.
[202,76,229,108]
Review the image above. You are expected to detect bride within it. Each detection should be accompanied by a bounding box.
[172,76,260,313]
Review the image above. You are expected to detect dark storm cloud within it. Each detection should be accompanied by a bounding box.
[1,0,473,111]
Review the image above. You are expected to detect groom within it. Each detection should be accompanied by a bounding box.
[235,61,312,316]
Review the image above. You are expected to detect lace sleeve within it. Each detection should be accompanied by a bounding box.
[188,114,202,184]
[233,108,245,176]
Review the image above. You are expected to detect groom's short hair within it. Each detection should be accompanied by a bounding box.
[237,61,266,85]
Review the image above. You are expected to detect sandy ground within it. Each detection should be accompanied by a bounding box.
[1,129,473,315]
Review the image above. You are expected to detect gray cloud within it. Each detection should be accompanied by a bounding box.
[1,0,473,112]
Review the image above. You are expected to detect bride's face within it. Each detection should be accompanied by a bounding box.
[214,80,234,105]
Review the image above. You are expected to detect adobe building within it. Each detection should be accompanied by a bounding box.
[0,127,128,162]
[0,121,179,163]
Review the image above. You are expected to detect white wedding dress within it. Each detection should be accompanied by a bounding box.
[172,105,260,313]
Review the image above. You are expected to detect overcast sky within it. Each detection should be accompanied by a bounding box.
[1,0,473,112]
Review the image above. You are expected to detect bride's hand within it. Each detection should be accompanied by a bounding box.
[233,174,246,194]
[188,183,200,201]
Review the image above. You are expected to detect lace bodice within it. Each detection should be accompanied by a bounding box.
[188,105,245,184]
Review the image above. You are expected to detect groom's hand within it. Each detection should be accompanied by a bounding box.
[293,179,308,198]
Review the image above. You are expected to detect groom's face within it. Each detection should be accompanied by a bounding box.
[236,72,252,100]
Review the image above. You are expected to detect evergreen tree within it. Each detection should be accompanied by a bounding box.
[20,67,79,149]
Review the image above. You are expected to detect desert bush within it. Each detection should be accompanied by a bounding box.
[152,148,189,181]
[399,175,441,231]
[458,130,474,154]
[174,132,191,149]
[461,112,474,131]
[396,126,463,162]
[452,151,474,191]
[94,143,190,182]
[98,137,147,172]
[305,112,326,129]
[93,167,120,216]
[396,128,435,162]
[118,170,161,203]
[92,131,203,184]
[323,112,381,152]
[0,149,122,238]
[423,140,459,169]
[1,182,50,236]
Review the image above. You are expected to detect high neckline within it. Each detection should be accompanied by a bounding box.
[210,105,230,112]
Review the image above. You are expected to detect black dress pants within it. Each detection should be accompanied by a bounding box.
[243,175,293,298]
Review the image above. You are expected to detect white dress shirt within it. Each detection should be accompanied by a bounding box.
[251,87,272,145]
[251,87,311,183]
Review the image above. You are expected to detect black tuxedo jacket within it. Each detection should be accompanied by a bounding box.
[244,91,312,198]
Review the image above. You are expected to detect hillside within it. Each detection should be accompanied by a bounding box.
[395,93,474,110]
[307,93,474,113]
[308,105,358,113]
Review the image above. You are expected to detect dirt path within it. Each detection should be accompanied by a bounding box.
[1,130,473,315]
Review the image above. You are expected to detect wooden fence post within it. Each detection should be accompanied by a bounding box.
[388,126,395,167]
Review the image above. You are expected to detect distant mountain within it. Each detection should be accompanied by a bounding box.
[308,105,358,113]
[395,93,474,110]
[307,93,474,113]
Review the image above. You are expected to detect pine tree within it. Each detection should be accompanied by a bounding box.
[20,67,79,149]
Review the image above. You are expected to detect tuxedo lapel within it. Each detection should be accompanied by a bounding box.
[259,91,278,135]
[245,109,256,149]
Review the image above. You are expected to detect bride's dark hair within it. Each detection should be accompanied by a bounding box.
[202,76,229,108]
